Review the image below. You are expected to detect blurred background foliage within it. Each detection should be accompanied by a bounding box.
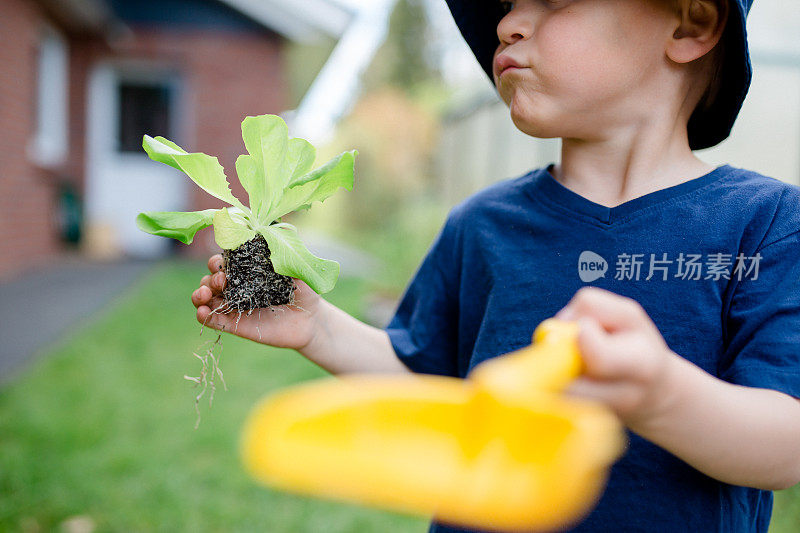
[289,0,454,297]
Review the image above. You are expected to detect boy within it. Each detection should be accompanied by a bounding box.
[192,0,800,530]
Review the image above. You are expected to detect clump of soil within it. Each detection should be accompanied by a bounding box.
[221,233,296,310]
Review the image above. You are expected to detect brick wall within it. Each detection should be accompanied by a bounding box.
[129,28,288,257]
[0,2,288,280]
[71,26,288,259]
[0,0,66,281]
[191,30,288,256]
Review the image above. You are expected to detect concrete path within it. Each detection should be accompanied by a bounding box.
[0,233,392,382]
[300,228,381,280]
[0,255,158,382]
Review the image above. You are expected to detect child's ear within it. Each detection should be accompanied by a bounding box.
[666,0,728,64]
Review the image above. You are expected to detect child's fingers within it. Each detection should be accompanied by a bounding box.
[196,304,211,324]
[211,271,226,292]
[564,377,614,402]
[207,254,224,274]
[558,286,646,333]
[196,297,226,327]
[200,274,211,287]
[576,317,645,381]
[564,376,641,418]
[196,305,223,327]
[192,285,213,308]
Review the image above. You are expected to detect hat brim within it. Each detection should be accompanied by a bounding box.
[688,2,751,150]
[444,0,752,151]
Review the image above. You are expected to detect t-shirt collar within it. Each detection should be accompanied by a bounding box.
[525,163,731,225]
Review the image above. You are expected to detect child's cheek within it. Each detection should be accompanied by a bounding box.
[535,16,652,114]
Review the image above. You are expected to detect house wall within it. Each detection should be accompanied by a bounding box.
[0,0,68,281]
[72,26,288,258]
[185,27,289,256]
[0,0,289,280]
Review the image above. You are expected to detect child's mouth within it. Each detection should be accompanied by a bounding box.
[500,66,524,76]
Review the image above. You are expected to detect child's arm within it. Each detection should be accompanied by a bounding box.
[191,254,411,375]
[557,286,800,491]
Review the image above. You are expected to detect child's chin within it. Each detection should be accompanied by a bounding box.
[506,97,558,136]
[509,110,561,139]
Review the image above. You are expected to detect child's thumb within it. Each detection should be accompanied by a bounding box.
[576,317,615,379]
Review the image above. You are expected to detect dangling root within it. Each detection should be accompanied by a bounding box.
[286,302,310,315]
[187,281,304,427]
[200,300,236,336]
[185,330,228,429]
[268,306,287,318]
[234,311,243,334]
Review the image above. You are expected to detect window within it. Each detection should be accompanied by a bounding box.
[117,81,173,153]
[30,26,69,166]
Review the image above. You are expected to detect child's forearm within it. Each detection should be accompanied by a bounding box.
[631,354,800,491]
[297,297,412,375]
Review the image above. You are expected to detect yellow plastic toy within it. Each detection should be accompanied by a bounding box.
[241,318,627,532]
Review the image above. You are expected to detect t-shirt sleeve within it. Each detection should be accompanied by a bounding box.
[720,229,800,399]
[384,208,463,377]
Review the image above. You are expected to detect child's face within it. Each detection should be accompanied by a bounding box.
[493,0,680,140]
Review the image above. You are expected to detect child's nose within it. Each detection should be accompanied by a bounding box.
[496,6,533,45]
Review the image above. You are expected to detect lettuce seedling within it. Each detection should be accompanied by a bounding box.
[136,114,357,309]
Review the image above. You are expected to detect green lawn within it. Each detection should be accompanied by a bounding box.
[772,486,800,532]
[0,260,428,533]
[1,259,798,532]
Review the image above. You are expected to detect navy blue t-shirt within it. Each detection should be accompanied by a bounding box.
[385,164,800,533]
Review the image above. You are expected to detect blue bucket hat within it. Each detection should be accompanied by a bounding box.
[444,0,753,150]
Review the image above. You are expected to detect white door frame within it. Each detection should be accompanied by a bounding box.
[85,60,187,258]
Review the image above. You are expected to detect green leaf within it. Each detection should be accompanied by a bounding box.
[240,115,289,219]
[286,138,316,185]
[213,208,256,250]
[136,209,217,245]
[265,150,357,222]
[142,135,245,210]
[234,154,259,212]
[239,115,317,222]
[258,223,340,295]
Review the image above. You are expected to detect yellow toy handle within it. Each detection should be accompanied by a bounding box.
[469,318,583,399]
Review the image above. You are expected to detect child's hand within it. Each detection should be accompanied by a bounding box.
[555,286,679,429]
[191,254,322,351]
